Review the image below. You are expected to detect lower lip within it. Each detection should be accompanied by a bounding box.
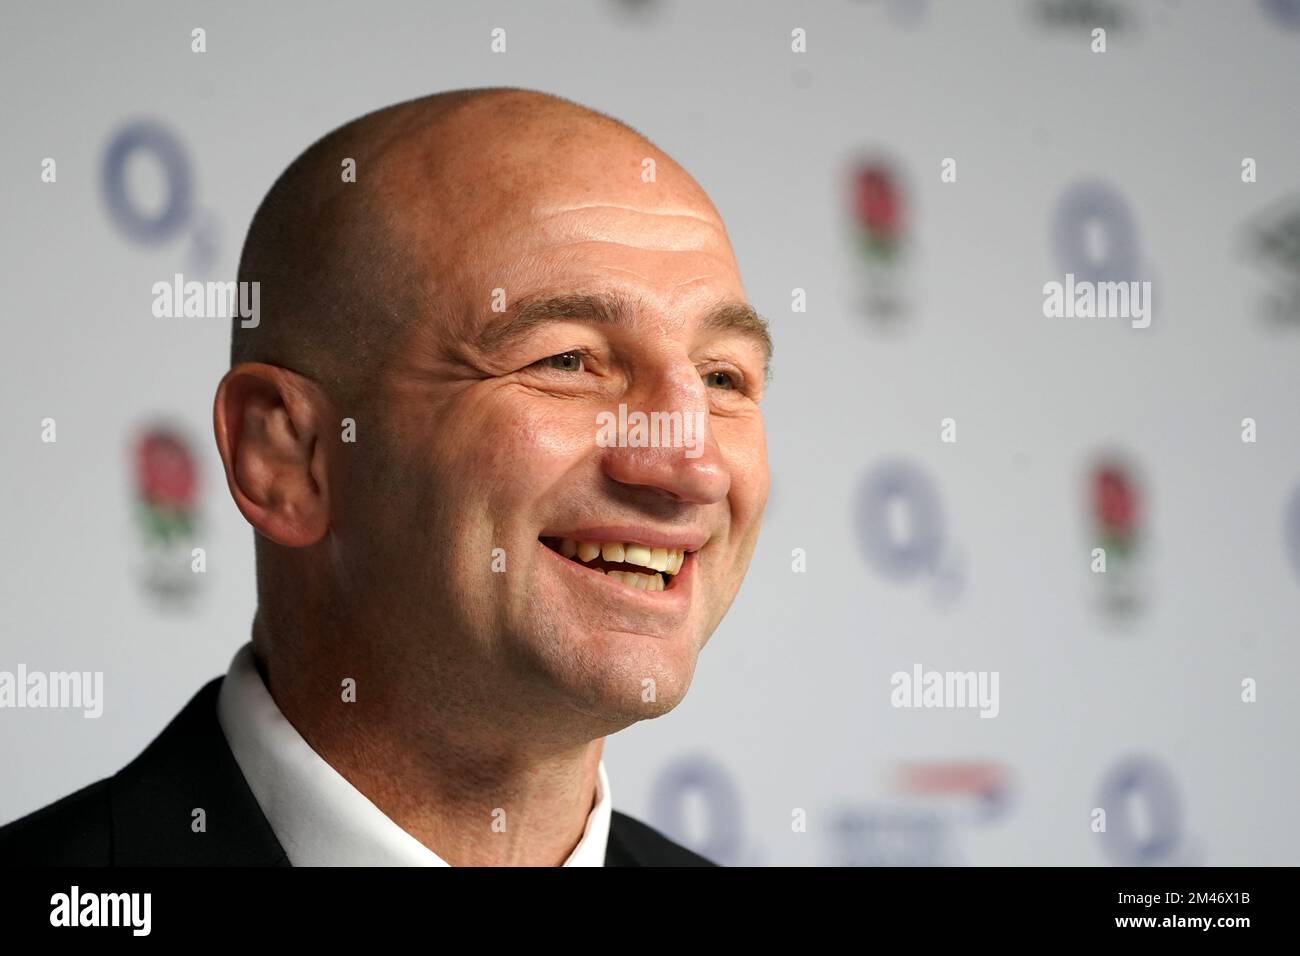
[537,540,694,610]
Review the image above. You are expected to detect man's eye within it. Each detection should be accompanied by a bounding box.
[534,351,585,373]
[703,370,736,390]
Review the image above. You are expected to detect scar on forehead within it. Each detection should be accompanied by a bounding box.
[536,202,724,224]
[532,203,729,250]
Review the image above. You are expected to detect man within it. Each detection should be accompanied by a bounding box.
[0,87,770,866]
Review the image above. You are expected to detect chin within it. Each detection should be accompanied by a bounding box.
[522,621,705,727]
[576,667,696,725]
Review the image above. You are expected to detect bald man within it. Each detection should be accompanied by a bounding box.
[0,88,771,867]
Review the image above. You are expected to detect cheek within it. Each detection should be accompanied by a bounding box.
[459,393,598,508]
[716,416,769,521]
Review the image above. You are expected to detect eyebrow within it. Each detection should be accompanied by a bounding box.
[475,291,773,379]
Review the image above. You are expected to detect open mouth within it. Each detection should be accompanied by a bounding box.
[540,537,688,592]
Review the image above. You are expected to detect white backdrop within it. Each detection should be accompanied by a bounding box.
[2,0,1298,865]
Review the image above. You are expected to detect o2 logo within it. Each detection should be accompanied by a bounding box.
[1052,179,1141,283]
[855,460,964,604]
[649,755,749,865]
[1098,755,1191,865]
[101,119,218,270]
[1260,0,1300,29]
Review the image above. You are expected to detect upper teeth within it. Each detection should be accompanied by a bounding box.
[558,538,686,575]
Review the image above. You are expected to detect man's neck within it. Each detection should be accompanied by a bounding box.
[251,636,606,866]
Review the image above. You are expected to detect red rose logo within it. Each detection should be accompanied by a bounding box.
[854,165,901,239]
[136,430,197,511]
[1094,466,1136,537]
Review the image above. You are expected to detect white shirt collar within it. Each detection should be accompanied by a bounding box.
[215,642,611,866]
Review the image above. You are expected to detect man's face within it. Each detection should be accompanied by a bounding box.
[337,126,768,727]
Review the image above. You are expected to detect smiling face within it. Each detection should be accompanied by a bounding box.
[327,96,769,729]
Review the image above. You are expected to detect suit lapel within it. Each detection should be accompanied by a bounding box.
[108,678,290,866]
[105,678,684,867]
[603,810,645,866]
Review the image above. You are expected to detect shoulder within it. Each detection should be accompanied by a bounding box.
[607,809,719,867]
[0,778,113,865]
[0,677,286,867]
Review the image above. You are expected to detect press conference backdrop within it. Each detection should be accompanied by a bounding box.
[2,0,1298,866]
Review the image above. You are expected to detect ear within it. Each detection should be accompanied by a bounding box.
[213,363,333,547]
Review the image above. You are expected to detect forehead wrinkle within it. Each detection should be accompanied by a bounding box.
[509,242,740,295]
[538,239,723,259]
[535,202,723,226]
[537,259,704,284]
[670,274,717,289]
[533,208,729,252]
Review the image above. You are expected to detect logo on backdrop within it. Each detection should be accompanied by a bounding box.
[1052,180,1149,292]
[855,460,965,606]
[1259,0,1300,30]
[848,158,909,324]
[897,761,1013,825]
[1031,0,1131,33]
[1243,196,1300,329]
[1284,481,1300,587]
[1088,454,1146,620]
[1097,755,1197,865]
[828,802,950,866]
[101,120,219,272]
[828,764,1012,866]
[649,755,753,865]
[133,425,202,606]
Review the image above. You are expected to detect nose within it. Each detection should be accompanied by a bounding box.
[598,367,730,505]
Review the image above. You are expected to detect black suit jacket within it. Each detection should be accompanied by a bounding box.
[0,678,715,867]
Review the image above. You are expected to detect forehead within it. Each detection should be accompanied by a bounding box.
[516,201,743,318]
[387,117,746,338]
[466,199,741,342]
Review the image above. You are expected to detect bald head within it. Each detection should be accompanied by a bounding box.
[232,88,697,404]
